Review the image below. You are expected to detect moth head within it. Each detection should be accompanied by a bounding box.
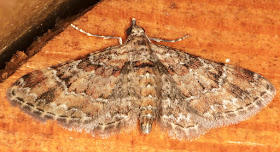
[126,18,146,37]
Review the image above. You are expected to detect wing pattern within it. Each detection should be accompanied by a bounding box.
[7,45,139,136]
[153,44,276,139]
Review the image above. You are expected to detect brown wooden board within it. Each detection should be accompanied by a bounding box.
[0,0,280,151]
[0,0,99,79]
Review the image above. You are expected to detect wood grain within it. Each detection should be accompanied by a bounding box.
[1,0,280,151]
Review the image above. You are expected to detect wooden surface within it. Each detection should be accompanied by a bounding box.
[0,0,66,68]
[0,0,99,80]
[1,0,280,151]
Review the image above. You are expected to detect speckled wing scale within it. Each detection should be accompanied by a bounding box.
[7,18,276,140]
[154,46,276,139]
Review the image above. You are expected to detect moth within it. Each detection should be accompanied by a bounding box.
[7,18,276,140]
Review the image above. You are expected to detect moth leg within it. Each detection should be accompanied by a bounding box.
[70,24,123,45]
[149,35,190,43]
